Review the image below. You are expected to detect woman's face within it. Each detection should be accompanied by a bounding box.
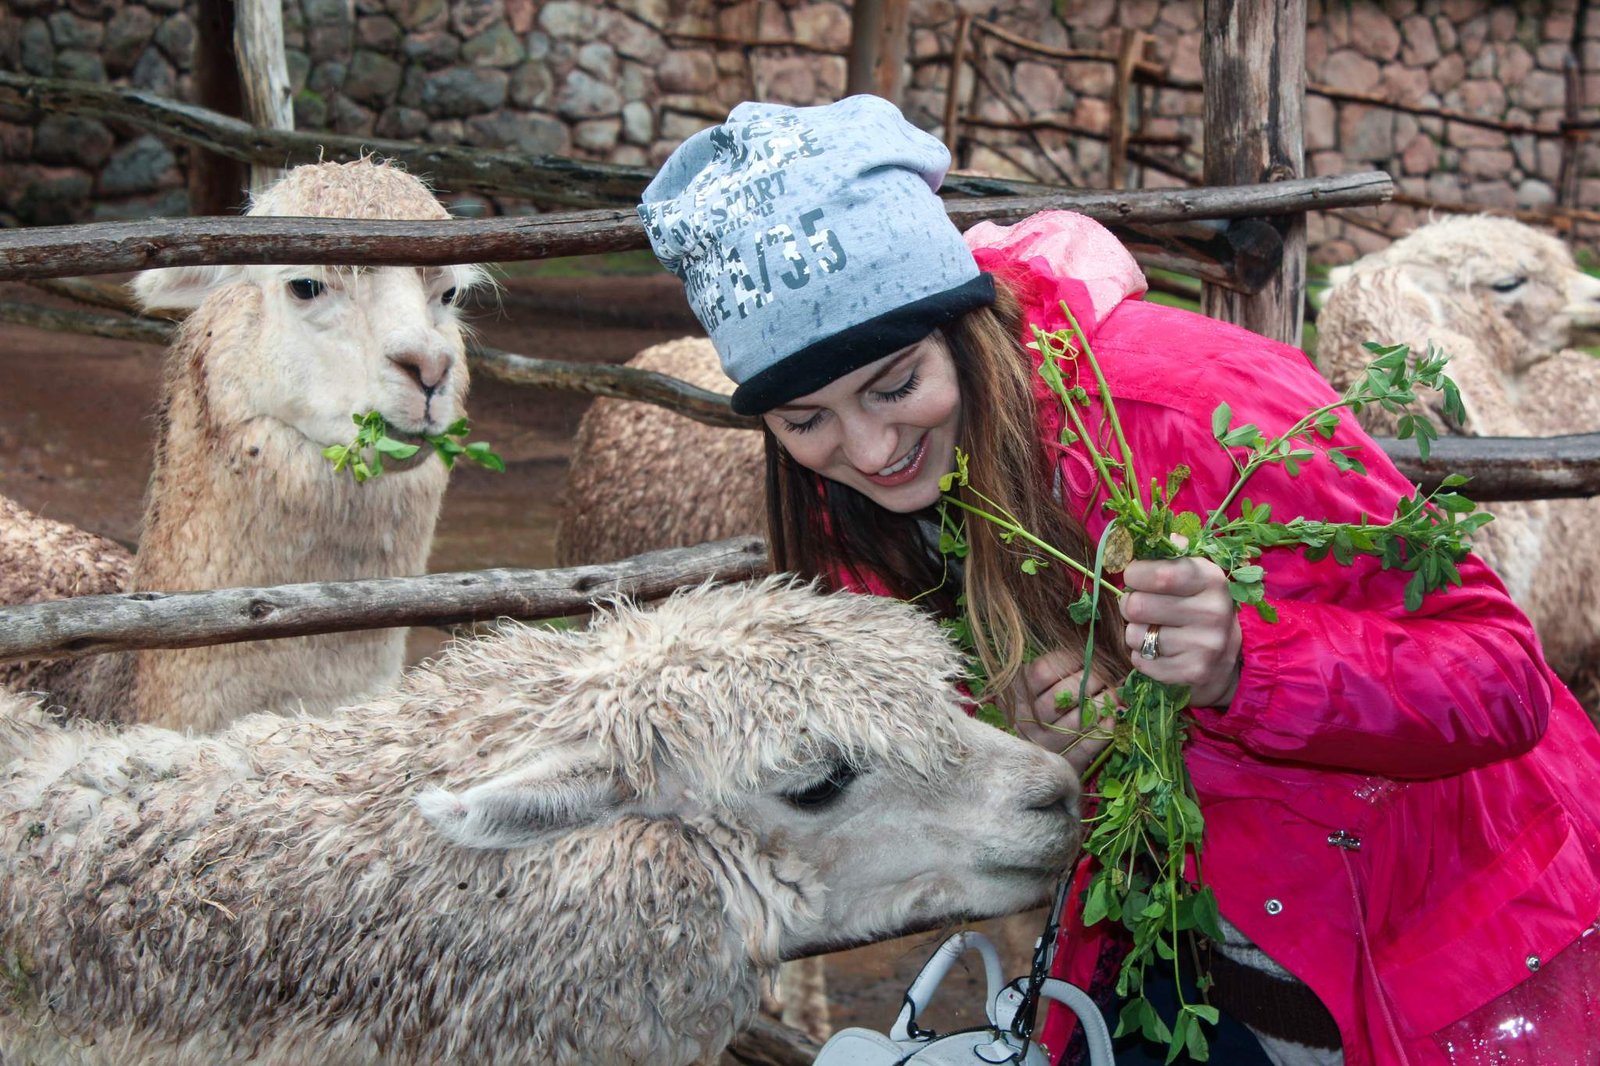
[763,333,962,513]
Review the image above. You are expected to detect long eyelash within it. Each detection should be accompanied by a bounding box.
[783,413,824,435]
[877,371,920,402]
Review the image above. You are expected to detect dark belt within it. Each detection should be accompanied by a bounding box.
[1204,946,1343,1051]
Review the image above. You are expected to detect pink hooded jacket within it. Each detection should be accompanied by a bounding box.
[947,213,1600,1064]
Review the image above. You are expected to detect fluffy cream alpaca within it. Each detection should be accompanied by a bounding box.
[1316,215,1600,689]
[557,337,764,566]
[0,580,1080,1066]
[9,159,488,733]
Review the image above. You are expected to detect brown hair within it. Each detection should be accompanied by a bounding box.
[765,277,1132,714]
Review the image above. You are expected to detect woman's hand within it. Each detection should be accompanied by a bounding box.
[1120,553,1242,708]
[1015,648,1115,776]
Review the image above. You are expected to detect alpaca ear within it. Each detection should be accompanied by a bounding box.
[415,752,624,849]
[130,264,235,311]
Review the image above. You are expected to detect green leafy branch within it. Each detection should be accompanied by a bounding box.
[938,312,1488,1062]
[322,411,506,483]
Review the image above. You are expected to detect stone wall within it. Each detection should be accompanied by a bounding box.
[2,0,1595,261]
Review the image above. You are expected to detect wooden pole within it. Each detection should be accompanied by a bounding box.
[1107,29,1148,189]
[942,13,972,155]
[234,0,294,195]
[846,0,911,103]
[187,0,249,215]
[1200,0,1308,345]
[0,538,771,667]
[0,173,1396,288]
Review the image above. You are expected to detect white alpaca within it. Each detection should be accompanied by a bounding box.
[5,158,488,733]
[1316,215,1600,689]
[557,336,765,567]
[0,579,1080,1066]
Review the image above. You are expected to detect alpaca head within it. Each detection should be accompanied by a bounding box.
[129,159,490,449]
[415,579,1081,962]
[1328,215,1600,365]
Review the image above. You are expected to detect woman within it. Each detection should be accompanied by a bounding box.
[639,95,1600,1065]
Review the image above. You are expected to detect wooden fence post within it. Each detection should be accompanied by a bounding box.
[188,0,249,214]
[234,0,295,195]
[846,0,911,104]
[1108,29,1148,189]
[942,13,972,156]
[1200,0,1307,346]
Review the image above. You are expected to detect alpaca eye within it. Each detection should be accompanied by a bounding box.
[783,762,858,812]
[288,278,326,300]
[441,287,458,306]
[1490,276,1527,294]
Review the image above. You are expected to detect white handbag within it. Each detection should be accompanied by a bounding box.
[812,929,1114,1066]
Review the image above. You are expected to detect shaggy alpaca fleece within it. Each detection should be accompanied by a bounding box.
[0,579,1080,1066]
[557,337,764,566]
[18,158,488,733]
[0,495,132,694]
[1316,216,1600,695]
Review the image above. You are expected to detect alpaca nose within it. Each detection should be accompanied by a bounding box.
[1023,761,1079,817]
[389,348,452,394]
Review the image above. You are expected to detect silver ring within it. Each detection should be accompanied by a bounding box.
[1138,625,1162,661]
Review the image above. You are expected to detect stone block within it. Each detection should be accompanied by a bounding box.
[1511,70,1567,110]
[1305,92,1344,151]
[1466,46,1496,79]
[309,21,355,61]
[1457,15,1488,61]
[505,0,534,34]
[465,110,568,154]
[1013,61,1064,114]
[1309,149,1347,177]
[658,49,717,93]
[538,0,600,39]
[1062,58,1114,97]
[1071,95,1109,131]
[509,62,554,109]
[374,105,429,139]
[1163,0,1200,32]
[426,118,465,143]
[1399,14,1439,65]
[574,117,622,152]
[1466,180,1517,209]
[19,18,51,76]
[1433,15,1457,52]
[422,66,510,117]
[556,68,622,118]
[1121,0,1160,29]
[621,99,654,144]
[1349,2,1401,60]
[32,114,114,169]
[99,134,176,196]
[1399,131,1438,174]
[1167,34,1202,84]
[1059,0,1116,29]
[54,48,106,82]
[1305,24,1329,74]
[611,144,647,166]
[1460,147,1515,178]
[393,0,447,32]
[450,0,502,38]
[1543,12,1576,43]
[790,2,851,50]
[1456,76,1506,113]
[13,170,93,227]
[609,14,665,65]
[1516,178,1556,208]
[1429,52,1466,95]
[1499,42,1534,84]
[48,11,101,50]
[1536,43,1571,71]
[814,55,848,99]
[307,59,348,96]
[1338,103,1396,162]
[621,59,652,100]
[576,41,617,78]
[67,0,113,18]
[355,15,402,52]
[152,12,193,66]
[660,109,713,142]
[331,95,377,136]
[463,23,525,67]
[1487,5,1519,42]
[344,50,402,106]
[1381,62,1429,103]
[1321,48,1383,93]
[1446,121,1507,150]
[402,30,461,68]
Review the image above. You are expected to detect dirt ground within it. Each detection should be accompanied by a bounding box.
[0,269,1048,1038]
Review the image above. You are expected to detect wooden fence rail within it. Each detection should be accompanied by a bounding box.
[0,430,1597,669]
[0,538,768,667]
[0,173,1392,287]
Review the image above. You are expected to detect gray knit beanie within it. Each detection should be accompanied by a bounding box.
[639,95,994,415]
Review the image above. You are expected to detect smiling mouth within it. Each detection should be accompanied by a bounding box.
[866,434,928,487]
